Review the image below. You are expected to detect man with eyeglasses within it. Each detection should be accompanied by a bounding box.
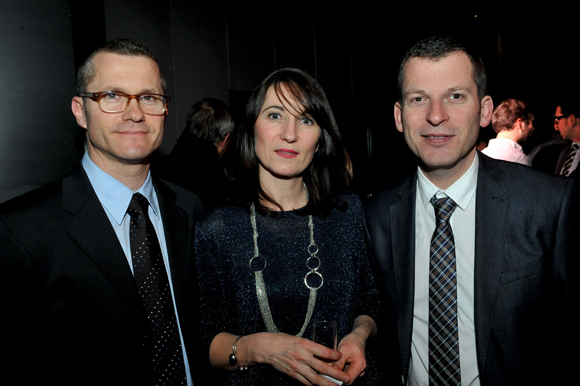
[553,101,580,178]
[0,40,203,385]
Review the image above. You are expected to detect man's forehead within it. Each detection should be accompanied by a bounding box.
[89,52,162,91]
[402,53,475,93]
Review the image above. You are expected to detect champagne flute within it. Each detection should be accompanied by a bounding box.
[313,321,342,385]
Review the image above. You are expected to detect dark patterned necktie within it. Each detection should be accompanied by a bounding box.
[561,143,579,176]
[429,195,460,386]
[127,193,187,385]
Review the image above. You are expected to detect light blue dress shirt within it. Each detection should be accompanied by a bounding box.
[82,153,193,386]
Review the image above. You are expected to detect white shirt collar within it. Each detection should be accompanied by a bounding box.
[417,153,479,212]
[488,137,523,151]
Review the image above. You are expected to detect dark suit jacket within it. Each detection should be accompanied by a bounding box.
[364,152,577,385]
[0,167,204,386]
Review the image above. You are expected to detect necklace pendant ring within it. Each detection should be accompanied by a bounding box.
[306,255,321,270]
[249,255,267,272]
[304,270,323,290]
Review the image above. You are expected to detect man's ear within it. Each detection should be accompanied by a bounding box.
[394,102,404,133]
[479,95,493,128]
[514,118,523,132]
[71,96,88,129]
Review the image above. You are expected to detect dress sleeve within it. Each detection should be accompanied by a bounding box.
[194,211,232,359]
[351,196,382,323]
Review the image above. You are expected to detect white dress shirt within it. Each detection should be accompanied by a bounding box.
[408,155,479,386]
[482,138,530,166]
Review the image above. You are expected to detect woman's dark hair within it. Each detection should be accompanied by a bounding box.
[233,68,351,216]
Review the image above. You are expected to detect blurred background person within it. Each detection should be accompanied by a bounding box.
[553,100,580,179]
[195,68,380,385]
[482,98,534,165]
[154,98,233,208]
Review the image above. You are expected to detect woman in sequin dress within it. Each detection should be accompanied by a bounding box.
[195,68,381,385]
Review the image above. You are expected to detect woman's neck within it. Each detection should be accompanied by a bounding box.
[259,174,307,211]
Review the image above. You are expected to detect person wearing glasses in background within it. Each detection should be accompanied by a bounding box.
[553,100,580,179]
[0,39,203,386]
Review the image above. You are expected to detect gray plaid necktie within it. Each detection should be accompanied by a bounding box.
[127,193,187,385]
[429,195,460,386]
[561,143,579,176]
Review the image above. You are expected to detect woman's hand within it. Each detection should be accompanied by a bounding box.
[333,331,367,384]
[254,332,351,385]
[210,332,351,385]
[332,315,377,385]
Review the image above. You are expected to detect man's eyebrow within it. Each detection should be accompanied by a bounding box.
[404,85,471,95]
[446,86,471,93]
[98,87,163,94]
[404,88,426,95]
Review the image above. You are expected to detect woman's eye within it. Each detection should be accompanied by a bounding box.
[300,117,313,125]
[269,113,281,120]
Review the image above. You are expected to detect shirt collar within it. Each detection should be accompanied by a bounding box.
[417,153,479,213]
[81,152,159,225]
[488,138,523,151]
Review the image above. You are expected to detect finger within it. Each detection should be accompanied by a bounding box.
[332,355,347,371]
[310,344,343,363]
[296,364,346,386]
[314,361,351,384]
[344,359,366,384]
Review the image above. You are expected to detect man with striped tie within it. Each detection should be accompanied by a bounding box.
[554,102,580,179]
[364,35,578,386]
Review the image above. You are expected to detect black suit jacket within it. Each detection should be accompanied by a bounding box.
[0,167,204,385]
[364,153,577,385]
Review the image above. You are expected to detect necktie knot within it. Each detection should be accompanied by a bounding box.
[430,195,457,224]
[128,193,149,216]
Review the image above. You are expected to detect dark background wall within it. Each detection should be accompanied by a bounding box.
[1,1,577,203]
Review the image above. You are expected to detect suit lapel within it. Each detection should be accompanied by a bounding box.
[473,153,510,374]
[391,175,417,373]
[61,168,146,318]
[153,179,191,313]
[555,142,572,174]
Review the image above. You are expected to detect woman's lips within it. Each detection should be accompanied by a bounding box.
[275,148,299,158]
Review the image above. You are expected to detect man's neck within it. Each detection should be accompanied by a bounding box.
[567,126,580,143]
[87,151,151,191]
[421,149,477,190]
[496,130,521,144]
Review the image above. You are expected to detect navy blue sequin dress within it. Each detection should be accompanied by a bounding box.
[195,193,380,385]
